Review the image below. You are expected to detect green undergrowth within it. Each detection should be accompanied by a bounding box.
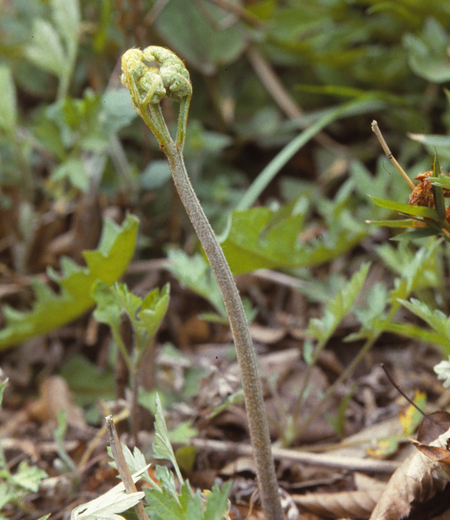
[0,214,139,350]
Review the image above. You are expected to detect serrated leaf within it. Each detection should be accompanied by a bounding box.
[399,298,450,352]
[203,481,232,520]
[144,485,189,520]
[93,281,169,359]
[153,394,179,470]
[0,214,139,350]
[10,460,47,492]
[369,195,438,219]
[307,263,370,342]
[109,445,153,486]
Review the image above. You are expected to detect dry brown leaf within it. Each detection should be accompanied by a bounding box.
[293,488,382,519]
[369,428,450,520]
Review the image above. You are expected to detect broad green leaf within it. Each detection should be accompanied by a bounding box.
[155,0,246,74]
[25,19,66,77]
[0,65,17,134]
[10,461,47,492]
[307,263,370,342]
[51,0,80,57]
[0,214,139,350]
[403,18,450,83]
[409,133,450,150]
[369,195,438,219]
[220,206,365,275]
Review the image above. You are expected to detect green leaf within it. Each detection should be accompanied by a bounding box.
[390,227,442,241]
[153,394,183,483]
[108,444,153,486]
[366,219,416,228]
[383,320,450,351]
[398,298,450,354]
[403,18,450,83]
[432,151,445,221]
[10,460,47,492]
[144,485,191,520]
[204,481,232,520]
[155,0,246,74]
[0,379,8,408]
[432,176,450,189]
[50,157,88,192]
[93,281,170,361]
[51,0,80,58]
[25,19,66,77]
[369,195,438,219]
[0,214,139,350]
[59,354,115,406]
[307,263,370,343]
[0,65,17,134]
[220,206,365,275]
[167,250,227,320]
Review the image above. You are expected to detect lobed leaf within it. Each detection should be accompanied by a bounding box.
[0,214,139,351]
[220,206,365,275]
[307,263,370,343]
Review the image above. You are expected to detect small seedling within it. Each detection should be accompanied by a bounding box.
[92,282,170,440]
[71,394,231,520]
[0,379,49,518]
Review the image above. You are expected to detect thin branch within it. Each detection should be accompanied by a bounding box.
[105,415,149,520]
[371,120,415,190]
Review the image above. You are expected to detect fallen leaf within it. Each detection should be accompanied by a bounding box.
[369,428,450,519]
[293,488,382,519]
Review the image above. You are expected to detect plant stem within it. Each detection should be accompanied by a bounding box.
[166,141,284,520]
[121,46,284,519]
